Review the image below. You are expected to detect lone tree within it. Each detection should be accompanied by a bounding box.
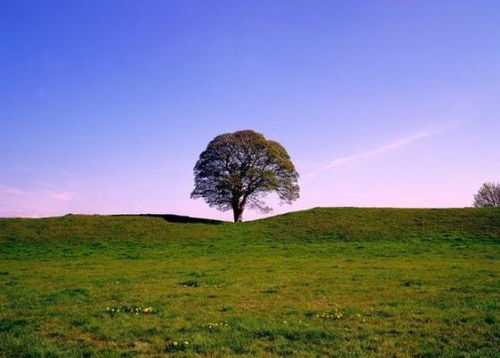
[191,130,299,222]
[473,182,500,207]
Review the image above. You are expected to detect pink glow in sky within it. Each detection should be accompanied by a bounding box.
[1,1,499,220]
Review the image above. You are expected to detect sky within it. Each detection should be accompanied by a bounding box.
[1,0,499,220]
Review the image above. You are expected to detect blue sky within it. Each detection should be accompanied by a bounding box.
[1,0,499,220]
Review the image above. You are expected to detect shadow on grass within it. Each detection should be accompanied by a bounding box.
[112,214,224,225]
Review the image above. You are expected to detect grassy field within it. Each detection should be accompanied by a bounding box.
[0,207,499,357]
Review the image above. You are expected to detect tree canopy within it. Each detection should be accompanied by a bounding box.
[191,130,299,222]
[473,182,500,207]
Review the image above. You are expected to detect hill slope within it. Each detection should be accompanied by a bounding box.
[249,207,500,241]
[0,207,499,357]
[1,207,499,243]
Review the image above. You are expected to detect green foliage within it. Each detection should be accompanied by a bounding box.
[0,207,499,357]
[191,130,299,221]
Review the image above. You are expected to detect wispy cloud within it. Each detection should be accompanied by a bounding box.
[0,185,27,196]
[46,190,76,202]
[0,184,78,217]
[305,131,439,179]
[0,184,76,201]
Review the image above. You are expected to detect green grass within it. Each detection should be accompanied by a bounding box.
[0,207,499,357]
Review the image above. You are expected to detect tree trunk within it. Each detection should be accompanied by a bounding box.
[232,205,244,222]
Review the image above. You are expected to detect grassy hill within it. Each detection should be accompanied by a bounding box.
[0,208,499,357]
[2,207,499,243]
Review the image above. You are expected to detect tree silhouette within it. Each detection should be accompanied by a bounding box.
[473,182,500,207]
[191,130,299,222]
